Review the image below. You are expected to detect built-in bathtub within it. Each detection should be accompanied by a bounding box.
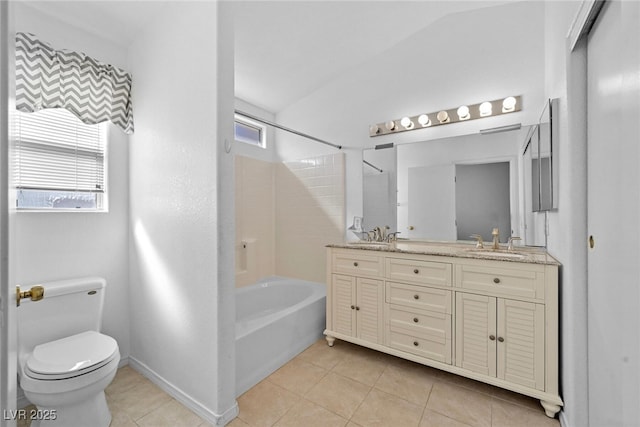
[235,276,326,396]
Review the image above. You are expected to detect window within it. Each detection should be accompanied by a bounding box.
[234,114,266,148]
[14,108,107,210]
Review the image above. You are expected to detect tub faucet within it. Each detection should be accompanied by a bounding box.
[492,228,500,250]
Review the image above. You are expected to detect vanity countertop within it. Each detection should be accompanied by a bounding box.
[327,241,560,266]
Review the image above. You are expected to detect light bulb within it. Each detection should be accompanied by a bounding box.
[479,101,493,117]
[418,114,431,127]
[437,110,449,124]
[385,120,396,131]
[400,116,414,129]
[502,96,517,112]
[369,124,380,134]
[457,105,470,120]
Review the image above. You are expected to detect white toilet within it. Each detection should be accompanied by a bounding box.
[17,277,120,427]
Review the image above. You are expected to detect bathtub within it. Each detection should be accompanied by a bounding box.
[235,276,326,396]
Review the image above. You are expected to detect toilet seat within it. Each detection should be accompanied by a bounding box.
[25,331,118,381]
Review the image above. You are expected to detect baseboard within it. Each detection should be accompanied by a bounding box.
[118,355,129,368]
[128,356,239,426]
[559,410,568,427]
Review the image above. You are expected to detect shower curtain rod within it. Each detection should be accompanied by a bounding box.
[235,109,343,150]
[363,160,383,173]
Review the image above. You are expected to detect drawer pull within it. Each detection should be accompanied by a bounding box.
[493,277,501,284]
[413,269,419,274]
[413,294,420,300]
[413,317,419,323]
[354,262,359,267]
[350,305,355,310]
[413,341,419,347]
[498,337,504,343]
[489,335,496,341]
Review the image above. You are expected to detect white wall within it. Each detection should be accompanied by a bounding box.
[12,3,131,363]
[542,2,588,427]
[128,1,236,423]
[276,2,546,238]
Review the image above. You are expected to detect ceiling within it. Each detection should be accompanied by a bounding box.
[22,0,515,114]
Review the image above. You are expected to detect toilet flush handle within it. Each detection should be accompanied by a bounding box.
[16,285,45,307]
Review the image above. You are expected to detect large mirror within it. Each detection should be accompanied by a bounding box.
[362,100,557,247]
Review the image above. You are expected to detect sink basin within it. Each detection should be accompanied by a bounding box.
[347,241,390,249]
[466,250,526,259]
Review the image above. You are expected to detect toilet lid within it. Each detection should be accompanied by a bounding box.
[26,331,118,378]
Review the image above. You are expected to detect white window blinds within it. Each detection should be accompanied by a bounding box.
[14,108,105,194]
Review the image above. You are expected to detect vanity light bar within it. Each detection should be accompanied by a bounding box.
[369,95,522,137]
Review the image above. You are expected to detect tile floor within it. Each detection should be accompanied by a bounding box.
[231,339,560,427]
[19,338,560,427]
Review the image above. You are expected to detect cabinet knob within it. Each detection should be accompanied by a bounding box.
[356,306,360,311]
[413,317,419,323]
[353,262,359,267]
[413,269,419,274]
[413,294,420,300]
[493,277,501,284]
[413,341,419,346]
[498,337,504,342]
[489,335,496,341]
[350,305,355,310]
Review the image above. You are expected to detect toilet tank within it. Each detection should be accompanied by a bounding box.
[17,277,107,358]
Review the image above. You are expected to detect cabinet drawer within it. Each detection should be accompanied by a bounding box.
[388,330,451,364]
[456,263,545,300]
[332,252,383,277]
[386,258,452,286]
[388,305,451,341]
[386,282,452,314]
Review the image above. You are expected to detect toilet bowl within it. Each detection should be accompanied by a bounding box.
[17,278,120,427]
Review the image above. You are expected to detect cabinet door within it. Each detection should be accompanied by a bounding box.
[332,274,356,337]
[356,277,384,344]
[455,293,496,377]
[497,299,545,390]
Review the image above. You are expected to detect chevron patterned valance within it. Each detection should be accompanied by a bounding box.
[15,32,134,134]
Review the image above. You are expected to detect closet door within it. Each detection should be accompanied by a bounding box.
[587,1,640,425]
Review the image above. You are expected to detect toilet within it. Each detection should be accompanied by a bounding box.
[17,277,120,427]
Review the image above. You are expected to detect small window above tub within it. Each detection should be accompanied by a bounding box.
[234,114,266,149]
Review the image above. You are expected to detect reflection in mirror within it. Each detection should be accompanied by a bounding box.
[396,129,527,244]
[362,144,397,234]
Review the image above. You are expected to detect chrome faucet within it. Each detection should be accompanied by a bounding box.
[470,234,484,249]
[507,236,522,251]
[491,228,500,250]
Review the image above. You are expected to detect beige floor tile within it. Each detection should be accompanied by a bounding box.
[420,409,473,427]
[106,365,147,397]
[491,398,560,427]
[237,380,300,427]
[331,348,388,387]
[108,409,138,427]
[374,360,436,406]
[296,339,352,370]
[351,388,424,427]
[490,387,545,413]
[305,372,371,419]
[273,399,348,427]
[107,379,173,421]
[436,371,498,396]
[136,398,206,427]
[267,358,328,396]
[227,417,251,427]
[426,382,492,427]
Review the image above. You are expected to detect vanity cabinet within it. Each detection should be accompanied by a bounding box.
[325,246,562,418]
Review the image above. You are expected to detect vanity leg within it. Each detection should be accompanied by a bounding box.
[325,335,335,347]
[540,400,561,418]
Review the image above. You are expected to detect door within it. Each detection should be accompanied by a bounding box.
[587,1,640,425]
[455,162,511,242]
[455,293,496,377]
[497,299,544,390]
[355,278,383,344]
[332,274,356,337]
[407,164,455,240]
